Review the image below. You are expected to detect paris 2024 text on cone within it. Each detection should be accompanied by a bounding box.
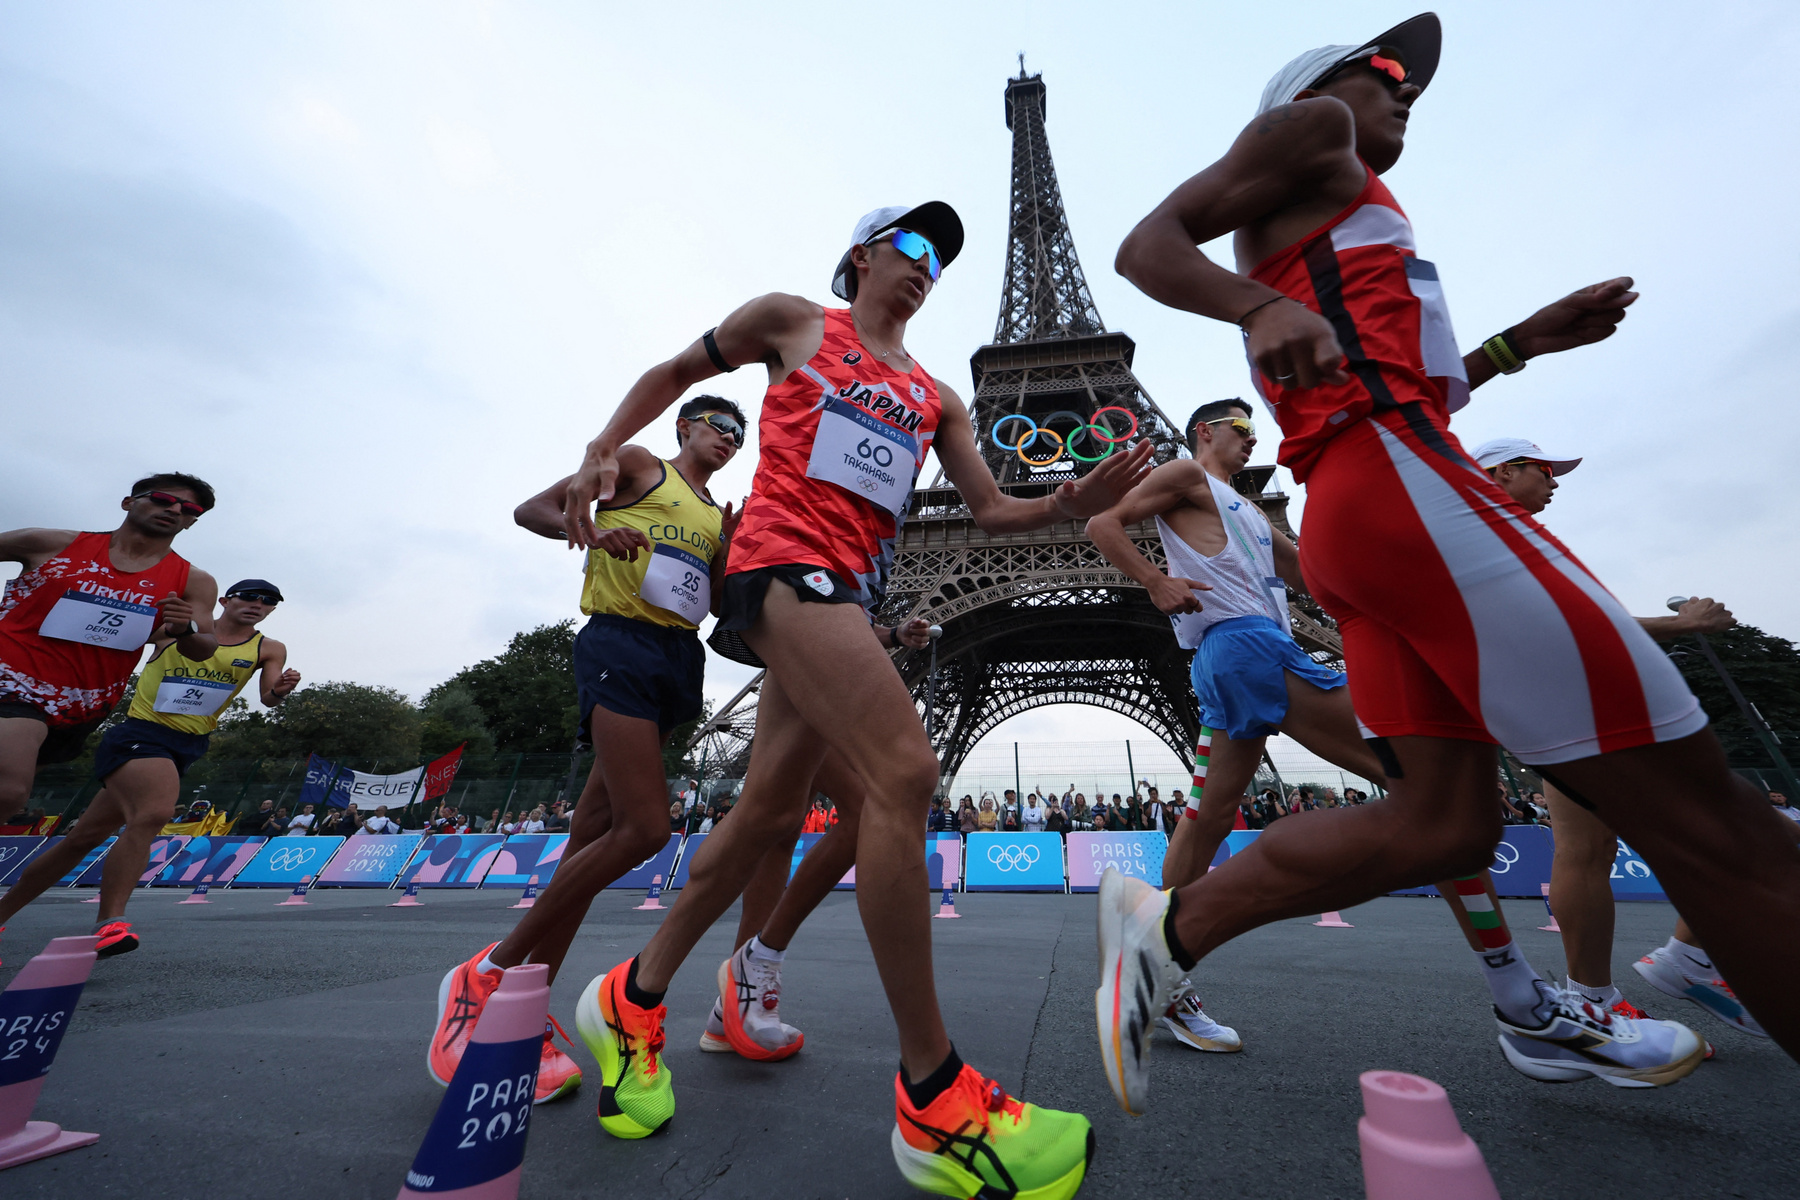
[1358,1070,1501,1200]
[399,962,550,1199]
[0,935,102,1170]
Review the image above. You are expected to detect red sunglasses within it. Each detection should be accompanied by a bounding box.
[1321,47,1410,88]
[136,491,206,517]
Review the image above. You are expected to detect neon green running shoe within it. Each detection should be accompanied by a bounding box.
[575,958,674,1138]
[891,1062,1094,1199]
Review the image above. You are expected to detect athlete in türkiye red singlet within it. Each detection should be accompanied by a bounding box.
[0,531,192,725]
[1245,162,1468,483]
[727,308,942,607]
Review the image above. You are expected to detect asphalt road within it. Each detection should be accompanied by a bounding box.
[2,886,1795,1199]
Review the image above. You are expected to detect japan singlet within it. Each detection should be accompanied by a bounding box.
[1246,163,1469,482]
[1156,473,1288,650]
[128,632,264,736]
[727,307,942,606]
[581,459,722,630]
[0,531,191,726]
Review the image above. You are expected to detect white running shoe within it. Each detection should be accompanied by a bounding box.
[699,998,733,1053]
[1094,868,1186,1115]
[1160,981,1242,1052]
[1633,946,1768,1037]
[1496,980,1705,1088]
[716,942,803,1060]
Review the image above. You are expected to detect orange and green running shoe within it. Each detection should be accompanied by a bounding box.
[891,1063,1093,1199]
[575,958,673,1139]
[429,943,503,1088]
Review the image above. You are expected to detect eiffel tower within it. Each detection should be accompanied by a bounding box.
[689,65,1341,784]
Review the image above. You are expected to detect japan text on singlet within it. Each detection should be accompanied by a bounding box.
[582,459,722,630]
[129,632,264,736]
[0,531,191,726]
[1246,163,1469,482]
[727,307,942,607]
[1156,473,1288,650]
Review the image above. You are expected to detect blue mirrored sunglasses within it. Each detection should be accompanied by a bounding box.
[888,229,941,281]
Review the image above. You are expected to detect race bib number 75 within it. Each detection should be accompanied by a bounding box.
[37,590,158,651]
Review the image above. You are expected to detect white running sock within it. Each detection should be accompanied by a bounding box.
[1566,977,1621,1008]
[748,934,785,963]
[1666,937,1713,978]
[1474,942,1545,1023]
[478,953,499,974]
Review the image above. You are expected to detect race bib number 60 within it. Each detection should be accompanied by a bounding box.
[37,590,158,651]
[805,398,918,518]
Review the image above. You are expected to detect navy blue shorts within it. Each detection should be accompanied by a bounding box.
[93,717,211,781]
[575,613,705,739]
[1190,615,1346,740]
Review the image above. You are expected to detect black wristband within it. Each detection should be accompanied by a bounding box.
[702,328,737,374]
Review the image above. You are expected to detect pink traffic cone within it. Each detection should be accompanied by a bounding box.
[178,875,214,905]
[390,881,423,908]
[79,894,99,904]
[0,935,102,1170]
[1538,884,1562,933]
[398,963,550,1199]
[509,876,539,910]
[1358,1070,1500,1200]
[933,883,961,919]
[633,874,665,911]
[277,875,313,906]
[1314,911,1354,928]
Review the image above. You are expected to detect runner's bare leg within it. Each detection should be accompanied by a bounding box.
[1546,783,1618,983]
[522,756,615,983]
[734,830,802,949]
[491,707,664,972]
[0,783,124,924]
[1161,731,1262,889]
[759,755,866,950]
[95,759,181,920]
[1556,730,1800,1054]
[634,672,826,991]
[0,718,49,820]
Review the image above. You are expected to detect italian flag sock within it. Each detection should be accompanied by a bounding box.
[1453,875,1543,1022]
[1184,727,1213,818]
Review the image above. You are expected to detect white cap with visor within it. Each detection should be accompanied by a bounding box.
[1469,438,1582,475]
[1256,12,1443,114]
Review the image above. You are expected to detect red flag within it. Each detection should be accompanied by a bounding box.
[422,744,466,803]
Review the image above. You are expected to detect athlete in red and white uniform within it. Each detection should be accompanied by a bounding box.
[1094,12,1800,1114]
[0,473,219,964]
[561,201,1152,1198]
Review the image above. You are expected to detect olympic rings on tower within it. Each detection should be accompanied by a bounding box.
[989,407,1140,469]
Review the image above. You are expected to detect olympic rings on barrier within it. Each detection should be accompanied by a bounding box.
[991,409,1139,468]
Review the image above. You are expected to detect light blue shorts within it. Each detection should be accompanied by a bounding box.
[1190,615,1346,740]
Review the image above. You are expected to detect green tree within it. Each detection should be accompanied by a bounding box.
[430,622,578,753]
[1665,622,1800,771]
[210,681,422,764]
[663,700,713,778]
[420,683,496,757]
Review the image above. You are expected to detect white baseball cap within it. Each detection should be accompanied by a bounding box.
[1470,438,1583,475]
[830,202,965,301]
[1257,12,1443,115]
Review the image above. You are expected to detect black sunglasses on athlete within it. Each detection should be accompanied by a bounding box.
[230,592,281,606]
[693,412,745,446]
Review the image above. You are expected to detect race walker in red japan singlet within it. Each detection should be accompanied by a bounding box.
[1246,167,1702,764]
[0,531,191,726]
[728,307,942,607]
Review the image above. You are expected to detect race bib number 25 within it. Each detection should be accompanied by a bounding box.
[37,590,158,651]
[639,543,710,623]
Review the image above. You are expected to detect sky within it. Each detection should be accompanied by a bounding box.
[5,1,1799,774]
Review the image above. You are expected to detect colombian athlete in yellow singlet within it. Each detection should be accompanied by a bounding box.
[0,577,296,960]
[426,395,743,1108]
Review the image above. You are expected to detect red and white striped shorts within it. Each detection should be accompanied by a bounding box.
[1297,405,1705,765]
